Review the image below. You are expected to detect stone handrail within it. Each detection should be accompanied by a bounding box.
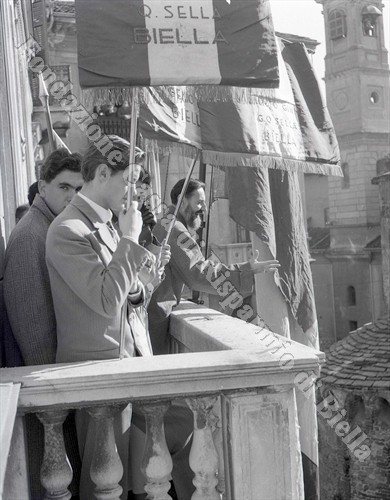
[0,302,324,500]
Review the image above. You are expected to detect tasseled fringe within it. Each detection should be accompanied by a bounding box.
[142,139,342,176]
[155,85,278,104]
[81,85,278,109]
[143,138,199,159]
[202,151,343,176]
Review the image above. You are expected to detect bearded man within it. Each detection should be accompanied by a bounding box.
[148,178,280,355]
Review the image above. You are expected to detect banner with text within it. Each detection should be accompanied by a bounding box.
[198,41,341,175]
[75,0,279,96]
[139,41,341,175]
[139,86,202,155]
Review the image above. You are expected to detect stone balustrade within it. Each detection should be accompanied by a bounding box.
[0,302,324,500]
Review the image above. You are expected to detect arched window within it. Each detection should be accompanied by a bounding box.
[376,398,390,427]
[362,6,382,37]
[346,395,366,426]
[347,286,356,306]
[349,320,358,331]
[329,10,347,40]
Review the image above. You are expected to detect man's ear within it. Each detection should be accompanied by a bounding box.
[178,195,188,215]
[96,163,111,182]
[38,179,46,197]
[183,195,191,207]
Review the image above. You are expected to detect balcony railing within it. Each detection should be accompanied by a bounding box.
[0,302,324,500]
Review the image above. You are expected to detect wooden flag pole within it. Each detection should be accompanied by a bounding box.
[165,149,200,244]
[120,86,140,360]
[38,72,56,152]
[126,86,140,209]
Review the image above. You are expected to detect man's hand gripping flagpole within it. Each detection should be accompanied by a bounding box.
[119,87,140,359]
[118,88,201,358]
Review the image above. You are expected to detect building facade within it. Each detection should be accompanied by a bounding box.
[310,0,390,348]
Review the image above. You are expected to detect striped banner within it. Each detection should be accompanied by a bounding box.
[75,0,279,91]
[138,41,341,176]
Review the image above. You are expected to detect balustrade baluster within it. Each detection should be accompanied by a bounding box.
[186,396,220,500]
[211,402,225,498]
[87,405,125,500]
[139,402,173,500]
[37,410,73,500]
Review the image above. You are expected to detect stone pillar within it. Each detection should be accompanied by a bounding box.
[372,157,390,314]
[87,405,125,500]
[139,402,173,500]
[221,387,304,500]
[37,410,73,500]
[186,396,220,499]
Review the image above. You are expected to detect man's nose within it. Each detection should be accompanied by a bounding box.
[124,183,137,204]
[201,201,207,213]
[67,189,77,201]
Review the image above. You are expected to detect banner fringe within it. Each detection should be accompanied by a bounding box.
[140,139,343,176]
[202,151,343,176]
[143,138,199,159]
[81,86,278,109]
[142,141,342,176]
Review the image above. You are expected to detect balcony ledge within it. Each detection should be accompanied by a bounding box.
[0,302,324,413]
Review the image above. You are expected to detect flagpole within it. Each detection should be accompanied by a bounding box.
[38,72,55,152]
[204,164,214,258]
[120,86,140,360]
[127,86,140,208]
[165,149,200,244]
[192,154,207,303]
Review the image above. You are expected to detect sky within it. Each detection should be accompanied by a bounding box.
[270,0,390,96]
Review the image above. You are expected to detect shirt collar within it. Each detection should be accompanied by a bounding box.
[78,192,113,224]
[32,194,56,223]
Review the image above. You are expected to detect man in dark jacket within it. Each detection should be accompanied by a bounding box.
[3,149,84,498]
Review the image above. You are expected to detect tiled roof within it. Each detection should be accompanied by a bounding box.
[276,32,320,53]
[320,316,390,391]
[308,227,330,250]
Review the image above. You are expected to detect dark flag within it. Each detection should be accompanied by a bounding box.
[139,87,202,154]
[224,42,338,500]
[198,40,340,175]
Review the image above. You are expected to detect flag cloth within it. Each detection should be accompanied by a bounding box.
[138,40,341,175]
[198,40,341,175]
[75,0,279,98]
[223,41,330,500]
[226,166,320,500]
[139,87,202,155]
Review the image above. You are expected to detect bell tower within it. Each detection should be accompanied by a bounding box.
[314,0,390,336]
[316,0,389,235]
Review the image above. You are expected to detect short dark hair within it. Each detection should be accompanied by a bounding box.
[138,167,151,185]
[82,135,145,182]
[170,178,205,205]
[15,204,29,222]
[40,149,82,183]
[28,181,39,206]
